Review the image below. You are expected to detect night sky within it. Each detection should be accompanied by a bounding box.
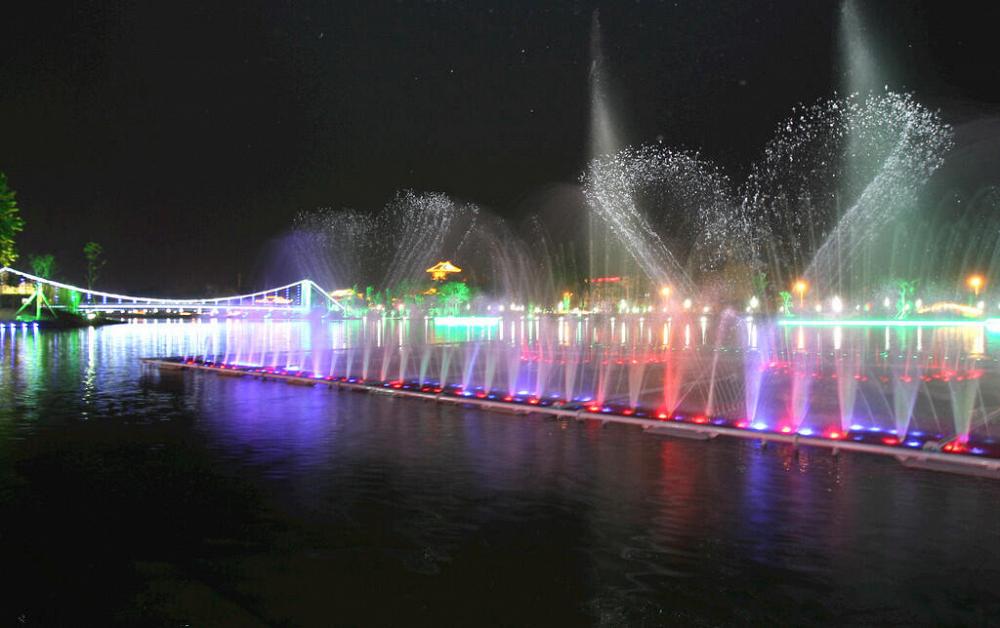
[3,1,999,294]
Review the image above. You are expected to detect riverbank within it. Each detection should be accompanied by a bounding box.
[0,308,124,329]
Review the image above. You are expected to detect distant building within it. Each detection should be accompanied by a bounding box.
[426,261,462,282]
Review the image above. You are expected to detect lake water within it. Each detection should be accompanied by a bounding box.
[2,320,1000,626]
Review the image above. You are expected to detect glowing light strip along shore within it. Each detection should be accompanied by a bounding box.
[778,318,988,328]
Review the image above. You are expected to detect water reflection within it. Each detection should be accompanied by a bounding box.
[1,321,1000,623]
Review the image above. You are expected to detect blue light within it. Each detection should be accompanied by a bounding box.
[797,428,814,436]
[752,422,768,430]
[868,426,882,432]
[905,440,922,447]
[971,447,986,455]
[850,424,864,431]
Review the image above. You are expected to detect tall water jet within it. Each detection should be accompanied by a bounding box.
[839,0,884,98]
[950,376,981,445]
[743,322,770,426]
[891,365,921,438]
[834,351,859,432]
[589,9,620,161]
[587,8,629,287]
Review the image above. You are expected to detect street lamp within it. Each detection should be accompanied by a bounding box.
[793,279,808,308]
[967,274,984,298]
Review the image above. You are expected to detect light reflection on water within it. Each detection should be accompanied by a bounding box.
[1,320,1000,624]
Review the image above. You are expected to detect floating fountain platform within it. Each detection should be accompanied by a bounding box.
[142,357,1000,479]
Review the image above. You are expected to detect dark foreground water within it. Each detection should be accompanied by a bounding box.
[2,323,1000,626]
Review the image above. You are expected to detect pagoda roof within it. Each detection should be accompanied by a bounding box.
[426,261,462,273]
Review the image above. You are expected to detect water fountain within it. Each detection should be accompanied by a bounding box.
[141,3,1000,477]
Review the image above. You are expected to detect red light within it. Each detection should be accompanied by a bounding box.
[780,426,792,434]
[827,431,843,440]
[587,405,600,412]
[881,436,900,445]
[657,412,669,420]
[944,441,967,454]
[503,395,513,402]
[622,408,634,416]
[528,398,540,405]
[692,415,708,424]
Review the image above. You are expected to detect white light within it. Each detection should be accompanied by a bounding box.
[749,296,760,309]
[682,298,692,310]
[831,296,843,313]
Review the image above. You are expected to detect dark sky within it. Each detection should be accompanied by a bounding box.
[2,0,1000,294]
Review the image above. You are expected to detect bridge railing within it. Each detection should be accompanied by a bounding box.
[0,267,343,314]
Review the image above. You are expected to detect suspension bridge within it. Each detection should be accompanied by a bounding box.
[0,267,344,320]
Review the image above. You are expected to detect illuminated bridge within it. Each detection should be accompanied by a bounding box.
[0,266,344,318]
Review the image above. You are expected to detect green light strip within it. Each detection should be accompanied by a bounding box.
[778,319,986,328]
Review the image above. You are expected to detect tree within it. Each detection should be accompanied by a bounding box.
[0,172,25,268]
[83,241,105,290]
[29,253,56,279]
[779,290,793,316]
[751,271,769,299]
[893,279,918,320]
[437,281,470,315]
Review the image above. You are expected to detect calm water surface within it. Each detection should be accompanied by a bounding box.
[2,322,1000,626]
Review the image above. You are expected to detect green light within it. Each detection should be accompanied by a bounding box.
[778,319,985,328]
[432,316,500,327]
